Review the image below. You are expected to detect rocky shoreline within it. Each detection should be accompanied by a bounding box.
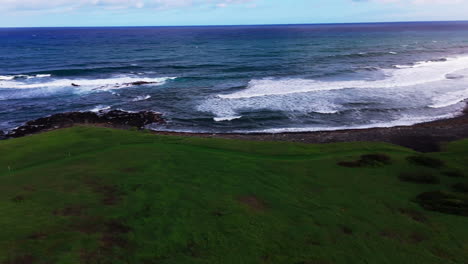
[2,104,468,152]
[152,104,468,152]
[1,110,165,139]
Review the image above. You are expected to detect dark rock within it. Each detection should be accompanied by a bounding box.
[124,81,156,86]
[5,110,165,138]
[445,74,464,80]
[71,83,80,87]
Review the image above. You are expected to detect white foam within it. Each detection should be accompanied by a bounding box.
[35,74,51,78]
[244,113,457,134]
[0,76,15,81]
[213,116,242,122]
[132,95,151,102]
[89,105,111,112]
[0,76,176,91]
[429,88,468,108]
[220,55,468,99]
[198,93,341,123]
[0,74,51,81]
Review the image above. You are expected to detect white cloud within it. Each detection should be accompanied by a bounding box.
[0,0,256,11]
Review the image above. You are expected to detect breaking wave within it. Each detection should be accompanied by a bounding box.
[219,55,468,99]
[0,76,176,91]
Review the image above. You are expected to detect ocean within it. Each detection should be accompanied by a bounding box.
[1,22,468,133]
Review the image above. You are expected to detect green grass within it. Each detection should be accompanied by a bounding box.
[0,126,467,264]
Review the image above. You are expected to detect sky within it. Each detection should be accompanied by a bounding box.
[0,0,467,27]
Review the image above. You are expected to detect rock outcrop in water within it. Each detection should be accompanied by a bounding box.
[4,110,165,138]
[124,81,157,86]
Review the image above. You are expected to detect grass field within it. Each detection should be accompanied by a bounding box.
[0,126,467,264]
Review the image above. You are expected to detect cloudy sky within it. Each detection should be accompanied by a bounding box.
[0,0,467,27]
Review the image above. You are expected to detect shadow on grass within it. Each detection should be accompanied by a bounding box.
[338,154,391,168]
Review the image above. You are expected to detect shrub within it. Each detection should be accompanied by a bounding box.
[338,154,391,168]
[406,156,445,168]
[443,169,465,178]
[453,183,468,193]
[415,191,468,216]
[399,172,440,184]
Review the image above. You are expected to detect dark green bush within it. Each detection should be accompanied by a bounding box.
[443,169,465,178]
[338,154,391,168]
[415,191,468,216]
[453,183,468,193]
[399,172,440,184]
[406,156,445,168]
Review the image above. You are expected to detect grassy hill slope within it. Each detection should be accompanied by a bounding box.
[0,126,467,264]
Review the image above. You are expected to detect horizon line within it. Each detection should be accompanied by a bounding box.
[1,19,467,29]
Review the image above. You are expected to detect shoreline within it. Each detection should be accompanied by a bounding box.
[2,105,467,152]
[151,106,468,152]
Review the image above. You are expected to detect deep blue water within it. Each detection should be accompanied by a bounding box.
[1,22,468,133]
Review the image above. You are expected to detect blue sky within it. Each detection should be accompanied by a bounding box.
[0,0,467,27]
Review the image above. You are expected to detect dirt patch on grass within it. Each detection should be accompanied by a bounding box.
[415,191,468,216]
[338,154,391,168]
[84,178,125,206]
[11,195,25,203]
[406,156,445,168]
[443,169,465,178]
[294,260,332,264]
[341,226,353,235]
[27,233,48,240]
[53,205,86,217]
[121,167,140,173]
[238,196,267,212]
[22,186,36,192]
[453,183,468,193]
[101,220,131,250]
[407,232,428,244]
[430,247,454,261]
[380,230,402,242]
[399,172,440,184]
[3,255,35,264]
[73,216,105,234]
[398,208,428,223]
[78,219,132,263]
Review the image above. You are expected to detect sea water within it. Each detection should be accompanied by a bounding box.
[1,22,468,133]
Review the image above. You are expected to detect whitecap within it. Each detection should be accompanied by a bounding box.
[132,95,151,102]
[213,116,242,122]
[35,74,51,78]
[0,74,52,81]
[0,76,15,81]
[0,76,176,91]
[89,105,111,112]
